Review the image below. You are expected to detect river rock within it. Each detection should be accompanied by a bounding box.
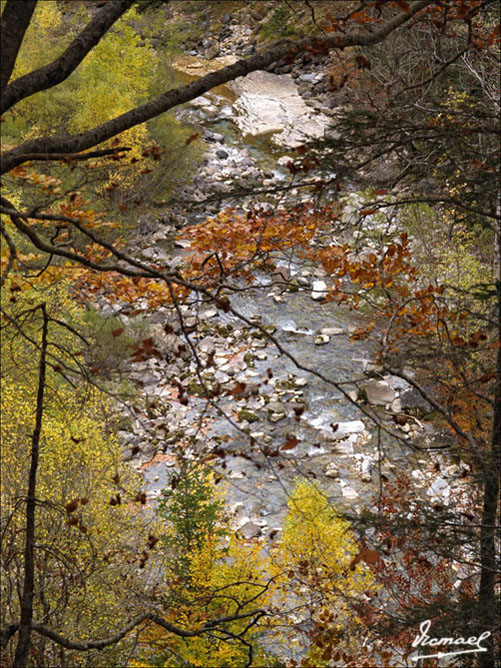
[400,388,432,415]
[238,520,262,539]
[149,326,187,358]
[138,371,160,387]
[414,429,455,450]
[205,44,221,59]
[319,327,344,336]
[324,463,339,478]
[364,380,395,406]
[331,420,365,440]
[298,72,321,84]
[231,71,332,148]
[314,334,330,345]
[198,304,218,319]
[390,398,402,413]
[445,464,462,478]
[333,437,355,455]
[340,480,359,500]
[311,280,328,300]
[360,455,373,482]
[427,476,450,500]
[204,130,225,143]
[198,336,216,354]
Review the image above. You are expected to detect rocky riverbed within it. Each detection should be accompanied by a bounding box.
[167,53,340,223]
[106,54,472,542]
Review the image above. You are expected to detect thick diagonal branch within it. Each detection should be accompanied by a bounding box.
[1,0,134,114]
[1,1,431,175]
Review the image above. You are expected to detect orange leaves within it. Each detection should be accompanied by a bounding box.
[141,143,164,161]
[180,206,336,286]
[230,382,247,399]
[450,329,487,348]
[129,337,162,363]
[281,435,300,451]
[65,499,79,513]
[487,24,501,46]
[77,270,173,310]
[350,322,375,341]
[9,165,62,192]
[394,0,410,12]
[351,10,373,24]
[350,548,381,571]
[213,294,230,312]
[185,133,199,145]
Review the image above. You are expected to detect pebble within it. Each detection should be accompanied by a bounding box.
[364,379,396,406]
[320,327,344,336]
[238,520,262,539]
[311,280,328,300]
[340,481,359,500]
[360,456,373,482]
[324,463,339,478]
[427,476,450,499]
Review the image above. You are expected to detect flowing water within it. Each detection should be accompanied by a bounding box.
[141,59,413,531]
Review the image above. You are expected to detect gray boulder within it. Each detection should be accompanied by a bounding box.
[400,388,433,415]
[364,380,395,406]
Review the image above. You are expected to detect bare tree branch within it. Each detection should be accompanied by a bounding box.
[17,147,131,162]
[4,609,267,652]
[0,219,17,287]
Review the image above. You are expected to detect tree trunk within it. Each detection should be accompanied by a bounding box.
[13,304,48,668]
[477,232,500,668]
[0,0,37,95]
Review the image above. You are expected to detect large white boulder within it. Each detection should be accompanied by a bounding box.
[231,71,331,148]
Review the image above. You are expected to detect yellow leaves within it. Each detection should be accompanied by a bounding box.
[271,478,377,599]
[135,467,271,668]
[267,479,378,665]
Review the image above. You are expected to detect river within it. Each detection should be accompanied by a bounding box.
[128,57,438,542]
